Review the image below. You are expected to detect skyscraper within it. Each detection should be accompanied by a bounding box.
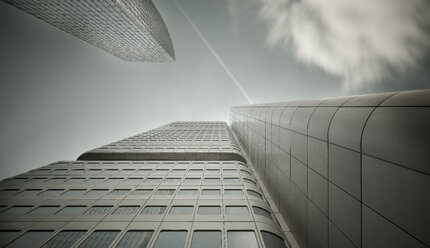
[4,0,175,62]
[0,122,290,248]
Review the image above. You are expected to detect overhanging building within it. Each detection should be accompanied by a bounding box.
[1,90,429,248]
[3,0,175,62]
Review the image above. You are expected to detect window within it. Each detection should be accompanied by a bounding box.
[0,189,19,196]
[85,189,108,196]
[191,231,221,248]
[1,206,33,215]
[48,178,66,183]
[206,169,220,174]
[85,206,112,215]
[0,230,20,245]
[17,189,41,196]
[145,178,162,182]
[241,170,253,176]
[197,206,221,215]
[164,178,182,182]
[56,206,86,215]
[106,178,124,183]
[70,169,85,173]
[225,206,249,215]
[243,178,256,185]
[42,230,86,248]
[224,189,243,195]
[223,178,240,183]
[112,206,140,215]
[7,178,28,183]
[223,169,237,173]
[204,178,220,183]
[125,178,143,183]
[178,189,198,195]
[261,231,287,248]
[141,206,166,215]
[253,207,272,219]
[108,189,130,196]
[227,231,258,248]
[201,189,220,195]
[132,189,152,195]
[86,178,104,183]
[184,178,201,183]
[247,190,263,199]
[62,189,86,196]
[40,189,64,196]
[28,206,59,215]
[67,178,85,183]
[116,230,154,248]
[169,206,193,215]
[155,189,175,195]
[153,231,187,248]
[78,230,120,248]
[6,230,52,248]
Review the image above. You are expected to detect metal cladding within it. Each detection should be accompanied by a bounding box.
[231,89,430,248]
[4,0,175,62]
[0,121,290,248]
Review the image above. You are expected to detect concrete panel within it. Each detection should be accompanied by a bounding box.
[291,158,307,194]
[291,133,307,165]
[329,107,373,151]
[329,145,361,199]
[308,169,328,215]
[362,107,430,174]
[290,107,315,135]
[343,92,396,107]
[380,89,430,106]
[308,107,338,141]
[308,201,328,248]
[362,155,430,246]
[329,183,361,247]
[308,137,328,178]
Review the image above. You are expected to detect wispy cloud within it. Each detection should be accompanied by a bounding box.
[229,0,430,90]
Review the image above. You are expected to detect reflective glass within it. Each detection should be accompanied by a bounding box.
[42,230,86,248]
[197,206,220,215]
[227,231,258,248]
[190,231,221,248]
[225,206,249,214]
[78,230,119,248]
[153,231,187,248]
[169,206,193,214]
[141,206,166,215]
[261,231,286,248]
[116,230,153,248]
[6,230,53,248]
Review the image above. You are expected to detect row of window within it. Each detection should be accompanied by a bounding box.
[0,204,272,217]
[50,161,243,166]
[2,176,257,185]
[29,168,252,174]
[0,187,263,198]
[1,229,286,248]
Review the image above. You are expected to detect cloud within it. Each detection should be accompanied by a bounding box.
[230,0,430,90]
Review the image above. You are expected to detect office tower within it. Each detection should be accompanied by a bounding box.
[231,90,430,248]
[4,0,175,62]
[0,122,290,248]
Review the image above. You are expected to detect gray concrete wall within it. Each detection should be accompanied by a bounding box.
[231,90,430,248]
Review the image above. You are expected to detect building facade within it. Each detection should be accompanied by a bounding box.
[0,122,290,248]
[231,90,430,248]
[4,0,175,62]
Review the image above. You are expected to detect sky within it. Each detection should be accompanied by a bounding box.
[0,0,429,179]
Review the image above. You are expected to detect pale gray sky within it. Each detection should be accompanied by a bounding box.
[0,0,429,179]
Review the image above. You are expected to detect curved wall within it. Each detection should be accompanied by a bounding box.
[231,90,430,248]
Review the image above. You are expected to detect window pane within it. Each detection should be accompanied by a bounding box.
[225,206,249,215]
[153,231,187,248]
[204,178,220,182]
[112,206,139,215]
[227,231,258,248]
[155,189,175,195]
[261,231,286,248]
[223,178,240,183]
[62,189,86,196]
[17,189,41,196]
[85,189,108,196]
[145,178,162,182]
[6,230,53,248]
[29,206,59,215]
[40,189,63,196]
[0,231,20,246]
[78,230,119,248]
[57,206,86,215]
[1,206,33,215]
[191,231,221,248]
[252,207,272,219]
[164,178,182,182]
[141,206,166,215]
[116,230,153,248]
[85,206,112,215]
[243,178,256,185]
[201,189,220,195]
[247,190,262,199]
[169,206,193,215]
[108,189,130,196]
[42,230,86,248]
[178,189,198,195]
[224,189,243,195]
[132,189,152,195]
[0,189,19,196]
[197,206,220,215]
